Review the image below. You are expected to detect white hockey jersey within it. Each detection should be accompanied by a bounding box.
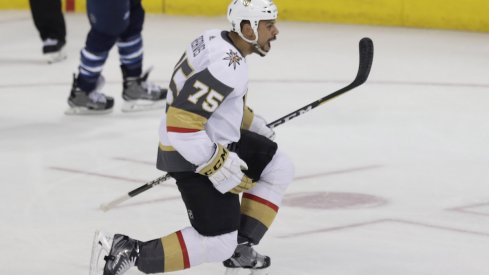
[157,29,250,172]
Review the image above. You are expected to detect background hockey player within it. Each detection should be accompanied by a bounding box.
[66,0,167,115]
[91,0,294,274]
[28,0,67,63]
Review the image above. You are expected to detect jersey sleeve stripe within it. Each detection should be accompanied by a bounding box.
[167,126,200,133]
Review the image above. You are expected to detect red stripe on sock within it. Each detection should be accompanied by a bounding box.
[176,231,190,269]
[167,126,199,133]
[65,0,75,12]
[243,193,279,212]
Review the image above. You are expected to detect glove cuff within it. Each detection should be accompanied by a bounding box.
[196,144,228,176]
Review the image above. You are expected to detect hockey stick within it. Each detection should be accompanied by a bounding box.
[99,174,172,212]
[99,37,374,212]
[267,37,374,128]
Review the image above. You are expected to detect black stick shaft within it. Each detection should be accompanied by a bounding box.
[268,37,374,128]
[127,174,171,197]
[101,38,374,211]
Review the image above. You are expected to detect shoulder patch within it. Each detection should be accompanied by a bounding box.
[223,49,242,70]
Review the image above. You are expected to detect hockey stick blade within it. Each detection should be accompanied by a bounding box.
[348,37,374,88]
[267,37,374,128]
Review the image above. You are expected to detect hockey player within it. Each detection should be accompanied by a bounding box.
[65,0,167,115]
[28,0,67,63]
[90,0,294,274]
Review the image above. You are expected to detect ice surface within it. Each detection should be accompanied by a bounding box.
[1,11,488,275]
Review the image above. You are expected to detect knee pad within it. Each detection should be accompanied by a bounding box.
[181,227,237,265]
[249,149,295,205]
[263,149,295,186]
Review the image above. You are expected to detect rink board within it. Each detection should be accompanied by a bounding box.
[0,0,488,32]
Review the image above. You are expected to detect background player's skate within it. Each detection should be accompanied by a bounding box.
[43,38,67,64]
[121,67,167,112]
[65,75,114,115]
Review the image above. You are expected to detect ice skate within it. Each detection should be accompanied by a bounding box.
[223,243,271,275]
[65,75,114,115]
[101,233,140,275]
[121,67,167,112]
[43,38,67,64]
[89,231,113,275]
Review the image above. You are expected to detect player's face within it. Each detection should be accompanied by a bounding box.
[256,20,279,53]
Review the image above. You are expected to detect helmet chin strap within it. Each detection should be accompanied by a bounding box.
[252,44,267,57]
[237,23,268,57]
[252,42,268,57]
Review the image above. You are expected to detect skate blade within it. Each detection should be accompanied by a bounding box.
[65,106,113,116]
[249,269,270,275]
[89,231,113,275]
[121,99,165,113]
[225,267,241,275]
[46,51,67,64]
[225,268,270,275]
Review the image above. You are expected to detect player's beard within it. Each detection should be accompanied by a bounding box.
[253,37,275,57]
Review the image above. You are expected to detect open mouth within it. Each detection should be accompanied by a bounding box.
[267,37,277,50]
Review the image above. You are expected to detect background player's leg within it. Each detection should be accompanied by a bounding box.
[118,0,167,112]
[28,0,67,62]
[66,0,129,115]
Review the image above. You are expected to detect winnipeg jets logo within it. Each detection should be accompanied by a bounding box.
[223,49,242,70]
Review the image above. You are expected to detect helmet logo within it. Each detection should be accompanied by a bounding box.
[241,0,251,7]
